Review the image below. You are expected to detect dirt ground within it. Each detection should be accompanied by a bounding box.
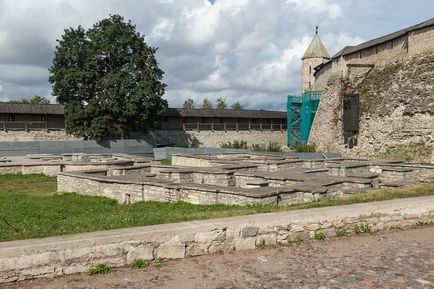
[2,226,434,289]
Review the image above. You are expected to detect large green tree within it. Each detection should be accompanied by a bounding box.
[49,14,167,140]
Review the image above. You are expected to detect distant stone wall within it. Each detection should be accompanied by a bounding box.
[0,130,79,142]
[0,129,287,150]
[151,130,288,148]
[1,196,433,283]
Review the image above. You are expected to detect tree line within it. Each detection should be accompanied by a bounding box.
[182,98,243,110]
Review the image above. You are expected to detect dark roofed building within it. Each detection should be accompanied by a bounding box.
[0,103,287,132]
[0,103,65,130]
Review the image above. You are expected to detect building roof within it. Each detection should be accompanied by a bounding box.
[302,34,331,60]
[165,108,286,119]
[331,17,434,58]
[0,103,286,119]
[0,103,64,115]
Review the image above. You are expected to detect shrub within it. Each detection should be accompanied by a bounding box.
[256,239,267,249]
[267,141,282,152]
[294,143,316,152]
[335,229,350,237]
[220,140,248,149]
[313,230,326,241]
[89,264,115,275]
[287,236,302,245]
[131,259,149,269]
[353,223,371,234]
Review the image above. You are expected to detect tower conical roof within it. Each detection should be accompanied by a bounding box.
[302,34,330,60]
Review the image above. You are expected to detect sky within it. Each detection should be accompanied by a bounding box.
[0,0,433,111]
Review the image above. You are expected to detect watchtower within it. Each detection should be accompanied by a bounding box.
[301,27,330,93]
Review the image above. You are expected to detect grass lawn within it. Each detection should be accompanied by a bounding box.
[0,174,433,242]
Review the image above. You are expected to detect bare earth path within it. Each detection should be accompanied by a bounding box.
[3,226,434,289]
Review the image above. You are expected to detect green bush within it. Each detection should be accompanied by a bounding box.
[313,230,326,241]
[353,223,372,234]
[267,141,282,152]
[335,229,350,237]
[294,143,316,152]
[131,259,149,269]
[220,140,248,149]
[89,264,115,275]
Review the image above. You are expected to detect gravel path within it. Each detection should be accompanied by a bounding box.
[3,226,434,289]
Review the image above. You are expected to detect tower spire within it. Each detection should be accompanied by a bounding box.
[315,25,318,35]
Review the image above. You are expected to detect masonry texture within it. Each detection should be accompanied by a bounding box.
[0,196,433,284]
[310,52,434,162]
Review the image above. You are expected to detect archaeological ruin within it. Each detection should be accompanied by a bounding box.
[2,152,432,206]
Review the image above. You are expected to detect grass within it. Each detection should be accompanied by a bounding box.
[313,230,326,241]
[89,264,115,275]
[353,223,372,234]
[335,229,350,237]
[160,159,172,165]
[1,174,434,242]
[131,259,149,269]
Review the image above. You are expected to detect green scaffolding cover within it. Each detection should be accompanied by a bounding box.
[287,91,321,146]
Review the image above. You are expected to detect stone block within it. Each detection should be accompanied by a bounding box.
[185,243,209,257]
[256,233,277,246]
[157,243,185,259]
[126,245,154,263]
[194,230,225,243]
[241,226,259,238]
[234,237,256,251]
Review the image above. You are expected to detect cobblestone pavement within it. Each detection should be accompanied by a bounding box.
[3,226,434,289]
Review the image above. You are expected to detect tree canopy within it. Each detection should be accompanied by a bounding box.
[201,98,213,109]
[216,97,227,110]
[182,98,194,109]
[3,95,51,104]
[231,101,243,110]
[49,14,167,140]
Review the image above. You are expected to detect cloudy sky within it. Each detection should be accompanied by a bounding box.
[0,0,433,110]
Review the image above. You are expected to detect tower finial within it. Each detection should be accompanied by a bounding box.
[315,26,319,35]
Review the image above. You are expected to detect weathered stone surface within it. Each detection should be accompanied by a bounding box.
[125,245,154,263]
[240,226,259,238]
[156,243,185,259]
[234,238,256,251]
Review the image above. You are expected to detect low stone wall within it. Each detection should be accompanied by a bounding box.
[0,196,433,283]
[151,130,287,148]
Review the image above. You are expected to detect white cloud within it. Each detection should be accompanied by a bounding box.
[0,0,432,109]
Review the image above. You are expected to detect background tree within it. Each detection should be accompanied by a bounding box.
[29,95,50,104]
[182,98,194,109]
[231,101,243,110]
[216,97,227,110]
[49,14,167,140]
[201,98,213,109]
[4,95,51,104]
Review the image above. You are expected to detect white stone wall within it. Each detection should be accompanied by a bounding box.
[152,130,288,149]
[0,130,80,141]
[1,196,433,283]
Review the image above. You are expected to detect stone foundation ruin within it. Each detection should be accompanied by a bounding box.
[39,152,434,206]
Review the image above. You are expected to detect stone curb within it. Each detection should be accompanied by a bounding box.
[0,195,433,283]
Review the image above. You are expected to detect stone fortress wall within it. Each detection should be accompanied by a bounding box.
[310,19,434,161]
[313,21,434,91]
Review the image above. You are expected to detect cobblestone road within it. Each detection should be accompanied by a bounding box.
[3,226,434,289]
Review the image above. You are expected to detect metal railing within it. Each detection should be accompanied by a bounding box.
[0,121,65,131]
[182,122,287,131]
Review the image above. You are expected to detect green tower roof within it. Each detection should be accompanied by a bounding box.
[302,34,330,60]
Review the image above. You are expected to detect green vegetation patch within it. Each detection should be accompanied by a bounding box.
[89,264,115,275]
[1,174,434,242]
[374,141,432,163]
